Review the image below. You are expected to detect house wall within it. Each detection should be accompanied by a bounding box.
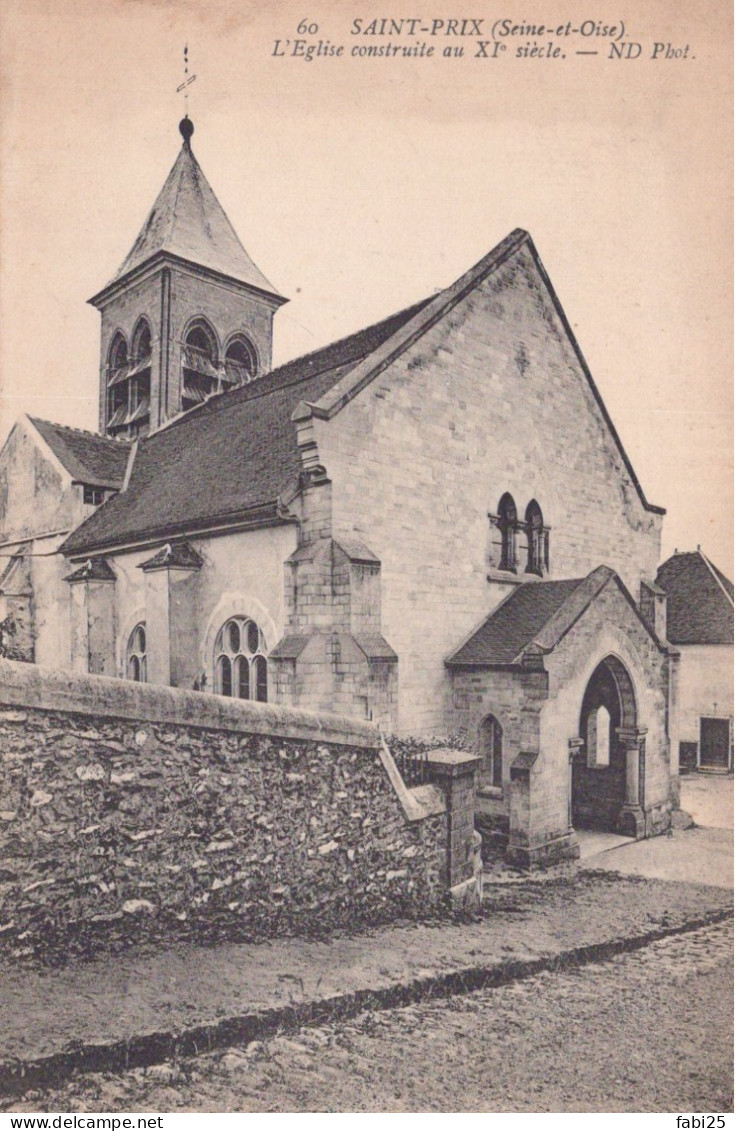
[0,420,92,543]
[317,242,663,735]
[0,420,103,666]
[676,644,734,745]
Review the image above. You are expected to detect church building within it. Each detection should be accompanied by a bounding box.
[0,116,681,865]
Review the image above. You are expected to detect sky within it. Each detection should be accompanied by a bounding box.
[0,0,732,573]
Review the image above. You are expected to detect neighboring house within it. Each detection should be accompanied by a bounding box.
[656,550,734,772]
[0,416,130,665]
[0,115,680,865]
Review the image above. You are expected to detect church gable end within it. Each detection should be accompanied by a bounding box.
[310,234,664,734]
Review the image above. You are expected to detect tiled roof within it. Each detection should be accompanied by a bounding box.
[29,418,131,488]
[96,137,283,300]
[447,578,584,666]
[656,551,734,645]
[60,297,432,556]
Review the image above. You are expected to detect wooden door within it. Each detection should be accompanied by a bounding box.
[700,718,731,770]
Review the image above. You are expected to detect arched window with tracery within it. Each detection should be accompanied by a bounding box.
[182,318,220,410]
[214,616,268,702]
[479,713,503,790]
[525,499,548,576]
[127,623,147,683]
[497,493,518,572]
[224,335,257,387]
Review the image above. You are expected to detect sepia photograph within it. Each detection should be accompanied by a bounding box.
[0,0,732,1116]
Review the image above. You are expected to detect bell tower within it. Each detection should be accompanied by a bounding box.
[89,117,287,439]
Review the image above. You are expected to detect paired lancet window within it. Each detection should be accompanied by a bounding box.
[214,617,268,702]
[491,494,549,576]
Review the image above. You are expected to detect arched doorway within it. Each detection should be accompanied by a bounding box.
[572,655,636,831]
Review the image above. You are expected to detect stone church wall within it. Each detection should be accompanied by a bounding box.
[318,242,663,735]
[107,523,295,690]
[0,659,448,961]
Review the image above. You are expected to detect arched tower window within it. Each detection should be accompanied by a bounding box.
[107,333,129,436]
[182,318,220,410]
[108,332,128,374]
[132,318,152,362]
[224,335,257,386]
[497,493,518,573]
[479,714,503,790]
[106,326,150,440]
[127,623,147,683]
[525,499,548,576]
[214,616,268,702]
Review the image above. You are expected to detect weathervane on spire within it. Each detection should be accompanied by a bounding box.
[177,45,197,114]
[177,44,197,144]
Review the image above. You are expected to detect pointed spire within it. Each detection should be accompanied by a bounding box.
[94,121,284,302]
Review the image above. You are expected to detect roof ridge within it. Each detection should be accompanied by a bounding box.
[142,294,434,442]
[699,549,735,608]
[163,145,188,254]
[29,416,130,445]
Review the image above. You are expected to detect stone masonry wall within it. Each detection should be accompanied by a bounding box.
[0,660,446,963]
[317,241,663,734]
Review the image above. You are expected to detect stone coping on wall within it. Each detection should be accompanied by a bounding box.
[0,659,380,749]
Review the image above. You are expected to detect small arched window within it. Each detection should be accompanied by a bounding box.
[214,617,268,702]
[479,714,503,790]
[586,704,611,768]
[525,499,547,576]
[497,493,518,573]
[132,319,152,362]
[127,623,147,683]
[224,336,257,386]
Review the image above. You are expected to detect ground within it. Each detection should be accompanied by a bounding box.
[5,920,732,1113]
[1,771,732,1113]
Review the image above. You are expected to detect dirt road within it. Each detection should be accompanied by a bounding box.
[6,919,732,1114]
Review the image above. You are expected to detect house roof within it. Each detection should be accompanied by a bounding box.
[446,565,662,667]
[60,297,432,556]
[656,551,734,645]
[29,417,131,489]
[92,126,283,303]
